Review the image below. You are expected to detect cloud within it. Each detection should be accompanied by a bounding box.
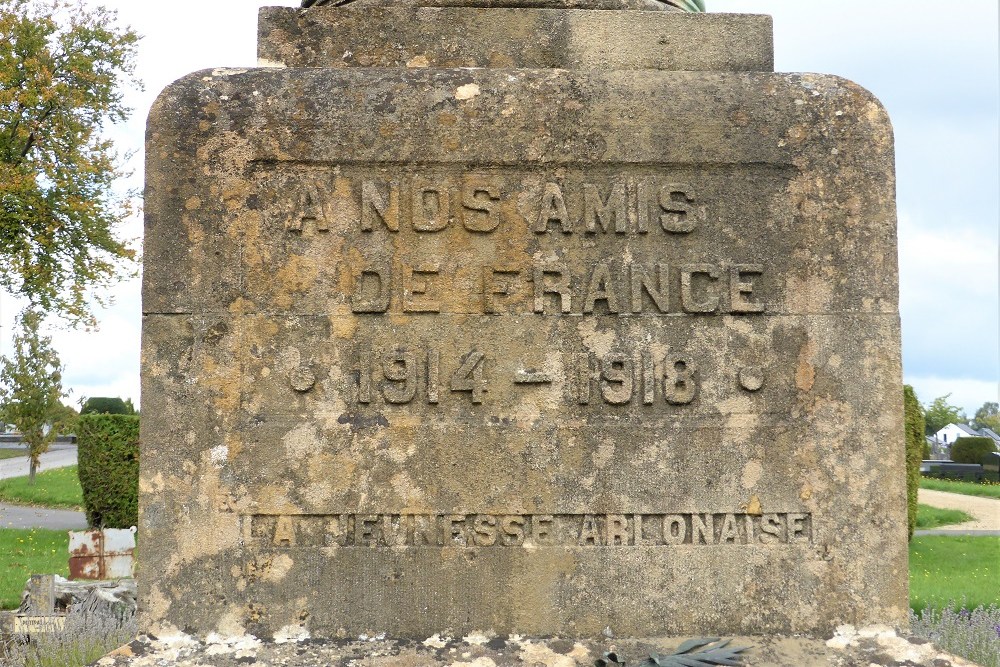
[905,376,999,418]
[898,212,999,383]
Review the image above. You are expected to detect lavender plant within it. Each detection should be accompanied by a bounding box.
[910,604,1000,667]
[0,604,137,667]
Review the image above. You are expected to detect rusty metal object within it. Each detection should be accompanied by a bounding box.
[68,528,136,580]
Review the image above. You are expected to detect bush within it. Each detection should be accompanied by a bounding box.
[76,414,139,529]
[903,386,925,541]
[950,437,996,465]
[79,397,133,416]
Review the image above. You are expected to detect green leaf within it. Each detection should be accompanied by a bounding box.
[674,638,720,654]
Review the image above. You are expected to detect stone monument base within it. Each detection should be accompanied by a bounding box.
[96,628,975,667]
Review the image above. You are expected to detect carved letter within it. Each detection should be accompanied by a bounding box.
[680,264,720,313]
[462,183,502,232]
[500,516,526,546]
[535,182,573,233]
[788,513,810,543]
[578,515,601,546]
[758,514,785,544]
[533,264,573,314]
[583,263,620,314]
[718,514,740,544]
[361,180,399,232]
[729,264,765,314]
[473,515,497,546]
[630,263,670,313]
[483,268,520,314]
[351,265,392,313]
[605,514,631,546]
[412,184,449,232]
[691,514,712,545]
[402,264,441,313]
[355,515,380,547]
[409,515,441,546]
[662,515,687,545]
[445,515,468,546]
[532,515,555,545]
[584,182,627,234]
[659,183,701,233]
[287,182,329,233]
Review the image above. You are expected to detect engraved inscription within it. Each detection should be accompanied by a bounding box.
[345,347,718,406]
[344,261,765,315]
[249,513,814,547]
[280,174,703,236]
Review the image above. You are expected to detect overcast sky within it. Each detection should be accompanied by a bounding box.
[1,0,997,417]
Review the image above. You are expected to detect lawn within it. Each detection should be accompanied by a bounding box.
[0,465,83,509]
[0,448,27,461]
[0,528,69,610]
[909,536,1000,613]
[921,477,1000,499]
[915,504,973,529]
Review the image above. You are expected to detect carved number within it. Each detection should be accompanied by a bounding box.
[576,350,699,406]
[450,351,487,404]
[356,349,487,405]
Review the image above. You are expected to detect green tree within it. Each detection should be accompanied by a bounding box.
[0,309,67,483]
[903,385,925,541]
[972,401,1000,433]
[923,394,966,435]
[950,437,997,465]
[80,395,131,415]
[0,0,139,325]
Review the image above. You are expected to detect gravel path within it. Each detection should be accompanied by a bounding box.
[918,488,1000,531]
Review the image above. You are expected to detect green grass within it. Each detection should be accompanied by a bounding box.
[0,449,27,460]
[916,503,973,529]
[909,536,1000,613]
[0,466,83,509]
[921,477,1000,499]
[0,528,70,610]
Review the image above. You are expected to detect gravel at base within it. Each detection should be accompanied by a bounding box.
[918,488,1000,531]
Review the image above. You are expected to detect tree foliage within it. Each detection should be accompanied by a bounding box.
[80,395,132,415]
[950,437,997,465]
[972,401,1000,433]
[903,385,925,541]
[923,394,966,435]
[0,0,139,324]
[0,309,67,483]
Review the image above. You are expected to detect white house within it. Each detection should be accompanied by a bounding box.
[934,423,981,445]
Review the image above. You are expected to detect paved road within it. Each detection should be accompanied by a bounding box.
[918,488,1000,531]
[0,445,77,480]
[0,503,87,530]
[0,446,87,531]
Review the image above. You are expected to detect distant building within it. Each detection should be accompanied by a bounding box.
[934,423,981,446]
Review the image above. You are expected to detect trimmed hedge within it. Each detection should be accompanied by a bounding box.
[903,385,925,541]
[77,414,140,529]
[951,436,996,465]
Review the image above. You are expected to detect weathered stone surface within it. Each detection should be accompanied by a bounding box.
[140,9,903,641]
[258,7,774,71]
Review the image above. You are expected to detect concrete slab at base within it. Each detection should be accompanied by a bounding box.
[95,630,978,667]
